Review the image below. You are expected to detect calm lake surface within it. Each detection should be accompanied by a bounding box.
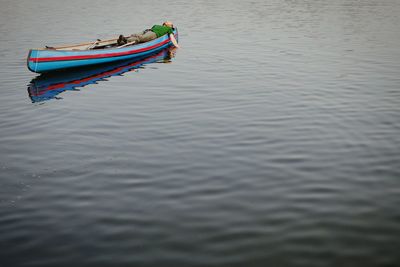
[1,0,400,266]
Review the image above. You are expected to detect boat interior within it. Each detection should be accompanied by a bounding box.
[41,28,176,51]
[43,38,125,51]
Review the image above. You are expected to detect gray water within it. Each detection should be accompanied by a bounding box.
[1,0,400,266]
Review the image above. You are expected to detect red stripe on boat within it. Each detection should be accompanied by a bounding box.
[30,38,171,63]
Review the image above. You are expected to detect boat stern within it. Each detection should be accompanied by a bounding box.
[27,49,38,73]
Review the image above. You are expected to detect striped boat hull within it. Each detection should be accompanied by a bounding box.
[27,29,178,73]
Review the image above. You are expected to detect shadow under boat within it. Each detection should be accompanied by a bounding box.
[27,46,177,103]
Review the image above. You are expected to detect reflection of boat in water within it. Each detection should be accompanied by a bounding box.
[28,47,176,103]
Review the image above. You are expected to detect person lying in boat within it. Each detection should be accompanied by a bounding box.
[117,21,180,48]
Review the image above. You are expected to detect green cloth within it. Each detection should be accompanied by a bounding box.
[151,25,174,38]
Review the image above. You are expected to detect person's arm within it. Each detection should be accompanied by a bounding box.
[169,33,180,48]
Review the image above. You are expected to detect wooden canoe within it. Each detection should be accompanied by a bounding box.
[27,28,178,73]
